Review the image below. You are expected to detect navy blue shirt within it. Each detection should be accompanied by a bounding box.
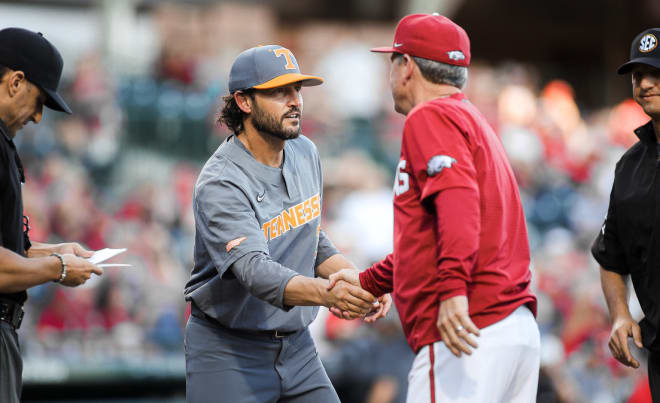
[0,119,27,304]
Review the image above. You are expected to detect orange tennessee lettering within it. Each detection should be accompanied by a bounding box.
[270,216,280,239]
[294,203,305,225]
[303,199,312,221]
[262,221,271,240]
[275,215,285,238]
[282,207,298,231]
[311,194,320,218]
[273,48,296,70]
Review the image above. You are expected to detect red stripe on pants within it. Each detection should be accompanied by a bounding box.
[429,344,436,403]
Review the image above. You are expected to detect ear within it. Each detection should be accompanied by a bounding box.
[5,71,26,98]
[402,54,415,83]
[234,92,253,114]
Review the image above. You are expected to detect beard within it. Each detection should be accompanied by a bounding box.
[250,100,301,140]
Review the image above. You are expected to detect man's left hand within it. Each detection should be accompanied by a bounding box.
[437,295,480,357]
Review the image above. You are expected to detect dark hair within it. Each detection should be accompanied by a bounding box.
[218,90,254,134]
[391,53,468,89]
[0,64,10,81]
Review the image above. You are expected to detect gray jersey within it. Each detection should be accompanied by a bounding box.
[184,134,338,332]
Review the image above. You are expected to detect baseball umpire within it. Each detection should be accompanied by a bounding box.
[593,27,660,400]
[329,14,540,402]
[0,28,103,403]
[183,44,391,403]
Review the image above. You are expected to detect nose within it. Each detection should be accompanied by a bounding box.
[286,88,302,108]
[639,72,658,90]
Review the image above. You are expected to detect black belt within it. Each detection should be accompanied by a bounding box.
[191,303,297,338]
[0,299,24,330]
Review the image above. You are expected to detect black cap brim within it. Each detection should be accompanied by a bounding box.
[42,87,72,114]
[617,57,660,74]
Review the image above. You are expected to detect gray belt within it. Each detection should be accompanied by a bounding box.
[191,302,297,338]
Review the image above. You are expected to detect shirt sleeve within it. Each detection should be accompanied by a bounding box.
[359,253,394,297]
[230,251,299,310]
[403,106,480,299]
[315,229,339,267]
[591,176,628,274]
[433,187,480,301]
[194,176,269,278]
[403,106,478,201]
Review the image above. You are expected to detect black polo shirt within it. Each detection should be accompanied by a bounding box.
[0,119,27,304]
[592,120,660,352]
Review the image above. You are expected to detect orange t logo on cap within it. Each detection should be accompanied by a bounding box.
[273,48,296,70]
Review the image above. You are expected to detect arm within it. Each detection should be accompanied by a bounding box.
[230,251,376,318]
[600,266,642,368]
[433,188,481,357]
[359,253,395,297]
[283,275,376,318]
[0,246,102,293]
[27,241,93,258]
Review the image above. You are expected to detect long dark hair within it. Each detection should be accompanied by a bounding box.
[218,90,253,134]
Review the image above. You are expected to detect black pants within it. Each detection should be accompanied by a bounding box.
[0,322,22,403]
[651,350,660,402]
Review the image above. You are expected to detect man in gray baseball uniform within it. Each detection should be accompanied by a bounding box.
[183,45,392,403]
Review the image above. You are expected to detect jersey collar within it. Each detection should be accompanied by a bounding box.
[634,120,656,145]
[0,118,12,144]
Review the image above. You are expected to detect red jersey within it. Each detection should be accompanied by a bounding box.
[360,93,537,353]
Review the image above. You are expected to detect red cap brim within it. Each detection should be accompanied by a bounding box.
[370,46,398,53]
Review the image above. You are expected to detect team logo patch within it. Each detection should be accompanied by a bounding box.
[447,51,465,61]
[226,236,247,252]
[427,155,457,176]
[640,33,658,53]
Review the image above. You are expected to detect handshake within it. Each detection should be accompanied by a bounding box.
[324,269,391,322]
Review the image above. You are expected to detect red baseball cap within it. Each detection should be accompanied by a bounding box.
[371,13,471,67]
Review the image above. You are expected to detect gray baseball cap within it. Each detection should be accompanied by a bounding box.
[228,45,323,93]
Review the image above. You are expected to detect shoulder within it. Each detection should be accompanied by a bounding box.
[405,97,471,128]
[195,147,247,202]
[615,141,645,171]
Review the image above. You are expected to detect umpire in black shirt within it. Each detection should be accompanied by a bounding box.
[0,28,103,402]
[592,27,660,400]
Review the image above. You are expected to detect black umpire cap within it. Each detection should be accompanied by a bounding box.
[0,28,71,114]
[618,28,660,74]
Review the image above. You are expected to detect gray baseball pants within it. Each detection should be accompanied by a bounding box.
[185,314,339,403]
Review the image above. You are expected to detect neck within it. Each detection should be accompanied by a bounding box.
[237,124,285,167]
[409,80,461,111]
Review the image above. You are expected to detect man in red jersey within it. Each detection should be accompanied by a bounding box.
[328,13,540,402]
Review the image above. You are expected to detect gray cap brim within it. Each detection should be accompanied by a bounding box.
[617,57,660,74]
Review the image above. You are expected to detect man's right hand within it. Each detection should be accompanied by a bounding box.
[325,279,377,319]
[608,316,643,368]
[59,254,103,287]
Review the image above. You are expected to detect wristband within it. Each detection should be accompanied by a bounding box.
[51,253,67,283]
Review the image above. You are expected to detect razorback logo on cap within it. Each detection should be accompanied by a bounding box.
[640,33,658,53]
[447,51,465,61]
[226,236,247,252]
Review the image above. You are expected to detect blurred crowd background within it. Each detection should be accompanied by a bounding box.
[2,0,660,402]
